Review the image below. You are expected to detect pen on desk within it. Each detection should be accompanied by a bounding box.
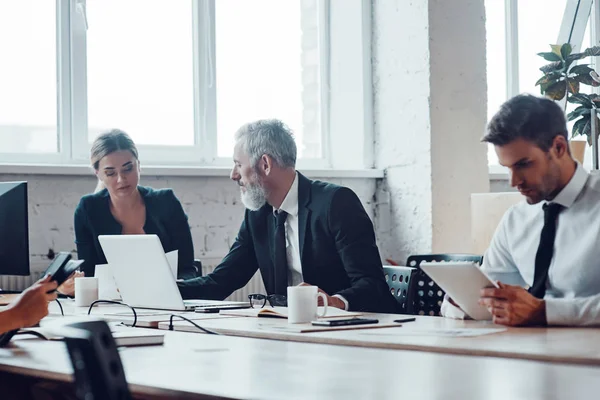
[393,317,416,323]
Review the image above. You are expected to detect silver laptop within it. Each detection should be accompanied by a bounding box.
[98,234,248,311]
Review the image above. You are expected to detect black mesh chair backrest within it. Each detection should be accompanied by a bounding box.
[383,266,417,313]
[405,254,483,316]
[62,320,132,400]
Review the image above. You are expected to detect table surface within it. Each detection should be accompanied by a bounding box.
[158,312,600,366]
[1,329,599,400]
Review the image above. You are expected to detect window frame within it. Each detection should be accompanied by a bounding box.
[488,0,597,177]
[1,0,360,171]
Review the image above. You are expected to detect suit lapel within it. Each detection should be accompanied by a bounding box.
[297,173,312,270]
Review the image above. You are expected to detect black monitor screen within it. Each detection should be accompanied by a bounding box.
[0,182,30,276]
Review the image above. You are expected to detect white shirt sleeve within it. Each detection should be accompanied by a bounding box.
[440,294,466,319]
[333,294,349,311]
[441,208,523,320]
[545,295,600,326]
[480,209,527,286]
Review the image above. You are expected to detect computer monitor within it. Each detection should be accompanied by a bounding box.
[0,182,30,276]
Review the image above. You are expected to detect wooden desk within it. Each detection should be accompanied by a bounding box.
[0,330,598,399]
[158,313,600,366]
[48,299,238,328]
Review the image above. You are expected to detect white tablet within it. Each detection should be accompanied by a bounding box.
[420,261,499,320]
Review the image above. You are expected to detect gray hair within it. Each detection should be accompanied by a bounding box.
[234,119,297,168]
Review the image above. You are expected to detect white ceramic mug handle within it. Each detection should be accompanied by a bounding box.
[317,293,328,317]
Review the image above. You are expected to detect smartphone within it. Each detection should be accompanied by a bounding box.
[44,252,83,287]
[393,317,416,323]
[311,318,379,327]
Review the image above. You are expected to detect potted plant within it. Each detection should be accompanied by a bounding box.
[535,43,600,163]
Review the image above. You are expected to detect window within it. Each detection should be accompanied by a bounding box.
[215,0,321,159]
[0,0,57,154]
[485,0,593,168]
[86,0,195,147]
[0,0,331,167]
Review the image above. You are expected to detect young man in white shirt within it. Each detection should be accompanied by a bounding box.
[442,94,600,326]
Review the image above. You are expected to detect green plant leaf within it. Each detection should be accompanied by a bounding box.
[580,114,600,146]
[540,61,563,74]
[540,61,563,73]
[538,52,563,62]
[582,118,591,144]
[567,106,591,121]
[572,115,589,138]
[567,80,580,94]
[573,73,600,86]
[584,46,600,57]
[566,52,587,63]
[590,94,600,105]
[561,43,572,59]
[544,80,567,100]
[535,72,562,87]
[568,93,594,107]
[569,64,594,75]
[551,44,563,56]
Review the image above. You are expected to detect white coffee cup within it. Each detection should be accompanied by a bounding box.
[74,277,99,307]
[287,286,328,324]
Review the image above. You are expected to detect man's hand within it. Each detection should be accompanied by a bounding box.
[8,275,58,328]
[479,282,546,326]
[298,282,345,310]
[57,271,85,296]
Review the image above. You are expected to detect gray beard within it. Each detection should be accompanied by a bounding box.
[240,183,268,211]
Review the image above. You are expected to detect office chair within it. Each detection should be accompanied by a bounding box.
[382,266,416,313]
[193,259,203,277]
[406,254,484,316]
[61,320,132,400]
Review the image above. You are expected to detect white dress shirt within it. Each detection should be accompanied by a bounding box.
[442,164,600,325]
[276,173,349,310]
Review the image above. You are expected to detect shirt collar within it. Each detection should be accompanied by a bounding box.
[275,172,299,217]
[551,163,589,209]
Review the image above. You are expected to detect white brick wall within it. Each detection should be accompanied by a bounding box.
[0,173,377,298]
[372,0,490,263]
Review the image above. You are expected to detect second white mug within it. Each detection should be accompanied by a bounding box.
[74,277,99,307]
[287,286,328,324]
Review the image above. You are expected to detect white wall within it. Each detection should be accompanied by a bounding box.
[372,0,490,263]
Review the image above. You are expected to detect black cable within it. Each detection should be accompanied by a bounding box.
[87,300,137,327]
[15,330,49,341]
[54,299,64,316]
[168,314,219,335]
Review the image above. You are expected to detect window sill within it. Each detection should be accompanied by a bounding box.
[0,163,385,179]
[489,164,508,180]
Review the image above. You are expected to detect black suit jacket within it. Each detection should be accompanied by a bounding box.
[178,173,396,313]
[74,186,197,279]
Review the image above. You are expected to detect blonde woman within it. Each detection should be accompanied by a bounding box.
[72,130,197,283]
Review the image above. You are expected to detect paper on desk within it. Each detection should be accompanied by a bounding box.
[165,250,178,279]
[95,264,121,300]
[359,327,506,338]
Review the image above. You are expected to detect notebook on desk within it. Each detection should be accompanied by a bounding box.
[34,318,165,346]
[220,306,362,319]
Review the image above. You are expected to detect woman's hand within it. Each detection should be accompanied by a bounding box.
[57,271,85,297]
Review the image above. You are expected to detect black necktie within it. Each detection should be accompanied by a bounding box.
[273,210,288,295]
[529,202,564,299]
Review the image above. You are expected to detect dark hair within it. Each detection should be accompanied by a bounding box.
[483,94,568,152]
[90,129,139,170]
